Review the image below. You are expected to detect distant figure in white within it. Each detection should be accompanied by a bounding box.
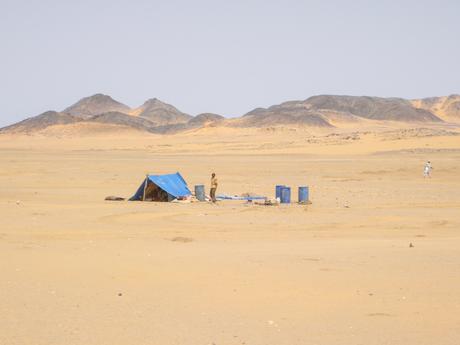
[424,161,433,178]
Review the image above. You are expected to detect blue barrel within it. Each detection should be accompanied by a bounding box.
[276,185,285,199]
[195,185,205,201]
[281,187,291,204]
[298,186,309,203]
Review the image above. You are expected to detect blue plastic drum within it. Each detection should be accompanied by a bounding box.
[298,186,309,203]
[276,185,285,199]
[280,186,291,204]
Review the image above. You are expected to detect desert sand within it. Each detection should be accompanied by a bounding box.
[1,124,460,345]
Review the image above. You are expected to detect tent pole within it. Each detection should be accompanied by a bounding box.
[142,175,148,201]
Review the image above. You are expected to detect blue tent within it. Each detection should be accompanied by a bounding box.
[130,172,191,201]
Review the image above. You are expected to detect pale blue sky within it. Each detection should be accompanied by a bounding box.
[1,0,459,126]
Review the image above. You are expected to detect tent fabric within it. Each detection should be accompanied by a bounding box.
[130,172,191,201]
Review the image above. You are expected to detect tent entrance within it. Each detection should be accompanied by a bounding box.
[143,180,173,202]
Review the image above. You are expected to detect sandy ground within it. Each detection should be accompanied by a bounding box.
[1,126,460,345]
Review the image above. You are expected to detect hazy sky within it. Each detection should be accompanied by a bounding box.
[1,0,459,126]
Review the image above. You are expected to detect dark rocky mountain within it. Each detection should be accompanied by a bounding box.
[149,113,226,134]
[0,95,191,134]
[305,95,442,122]
[188,113,225,126]
[1,93,453,135]
[63,94,131,119]
[89,112,158,132]
[0,110,160,134]
[0,111,81,133]
[240,95,443,127]
[133,98,192,126]
[240,107,332,127]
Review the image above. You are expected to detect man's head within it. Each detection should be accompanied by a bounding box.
[212,173,216,178]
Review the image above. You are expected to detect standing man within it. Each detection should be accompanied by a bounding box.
[424,161,433,178]
[210,173,218,203]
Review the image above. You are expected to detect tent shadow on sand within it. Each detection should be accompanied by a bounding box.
[129,172,191,202]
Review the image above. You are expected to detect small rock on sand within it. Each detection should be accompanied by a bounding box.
[170,237,194,243]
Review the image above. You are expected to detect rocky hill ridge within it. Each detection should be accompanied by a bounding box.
[2,93,458,134]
